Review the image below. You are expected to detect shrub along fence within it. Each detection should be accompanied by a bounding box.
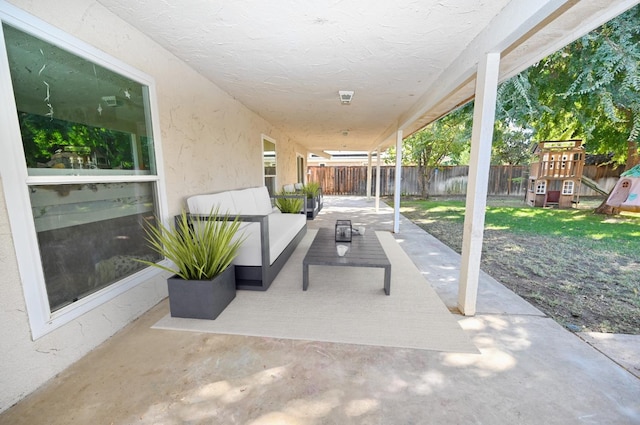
[308,165,621,197]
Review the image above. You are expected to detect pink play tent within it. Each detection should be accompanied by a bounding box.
[604,165,640,212]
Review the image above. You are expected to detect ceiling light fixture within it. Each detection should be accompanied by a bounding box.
[338,90,354,105]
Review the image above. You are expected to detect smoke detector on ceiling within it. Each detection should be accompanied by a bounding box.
[338,90,354,105]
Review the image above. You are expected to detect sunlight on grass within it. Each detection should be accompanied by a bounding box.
[485,225,510,230]
[401,198,640,250]
[512,209,541,218]
[415,218,437,225]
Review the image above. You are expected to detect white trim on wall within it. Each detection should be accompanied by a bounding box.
[296,152,305,184]
[262,134,277,193]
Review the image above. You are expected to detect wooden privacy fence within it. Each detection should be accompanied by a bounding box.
[308,165,620,197]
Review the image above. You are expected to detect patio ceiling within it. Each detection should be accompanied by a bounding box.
[97,0,638,156]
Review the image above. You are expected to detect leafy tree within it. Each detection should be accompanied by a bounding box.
[388,103,473,198]
[496,4,640,169]
[19,112,139,169]
[560,5,640,169]
[491,121,533,194]
[492,121,532,166]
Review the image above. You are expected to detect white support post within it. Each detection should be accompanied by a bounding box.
[458,52,500,316]
[393,130,403,233]
[375,149,381,212]
[366,152,373,199]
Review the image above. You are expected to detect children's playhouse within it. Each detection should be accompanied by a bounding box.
[526,140,585,209]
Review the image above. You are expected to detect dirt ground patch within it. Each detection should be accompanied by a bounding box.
[401,196,640,334]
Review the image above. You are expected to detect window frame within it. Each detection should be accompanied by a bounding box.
[262,134,277,194]
[0,4,169,339]
[535,180,547,195]
[296,153,305,184]
[562,180,575,195]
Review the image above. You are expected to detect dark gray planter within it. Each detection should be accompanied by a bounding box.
[306,195,322,219]
[167,266,236,319]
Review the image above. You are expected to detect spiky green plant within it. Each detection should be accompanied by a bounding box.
[274,193,304,213]
[139,209,245,280]
[302,182,321,199]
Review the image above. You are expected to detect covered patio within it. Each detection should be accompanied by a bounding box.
[1,0,639,419]
[0,197,638,424]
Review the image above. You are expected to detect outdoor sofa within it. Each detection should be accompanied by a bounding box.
[185,186,307,291]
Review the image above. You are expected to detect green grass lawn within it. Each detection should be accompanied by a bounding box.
[403,198,640,252]
[399,196,640,334]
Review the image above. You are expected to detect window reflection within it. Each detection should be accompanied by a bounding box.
[30,182,160,311]
[3,24,156,176]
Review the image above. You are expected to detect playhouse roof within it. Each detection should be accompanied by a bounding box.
[530,140,583,154]
[621,165,640,178]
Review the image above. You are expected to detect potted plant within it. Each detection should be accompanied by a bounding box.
[273,190,304,214]
[302,182,323,219]
[140,209,245,320]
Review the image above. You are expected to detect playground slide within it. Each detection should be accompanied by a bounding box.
[581,176,609,197]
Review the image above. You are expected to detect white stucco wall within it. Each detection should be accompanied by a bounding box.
[0,0,305,411]
[277,135,307,187]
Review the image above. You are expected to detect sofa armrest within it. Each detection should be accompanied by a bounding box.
[182,213,271,267]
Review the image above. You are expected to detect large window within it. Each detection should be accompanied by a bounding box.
[0,13,165,336]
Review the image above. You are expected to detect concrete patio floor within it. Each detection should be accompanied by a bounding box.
[1,196,638,424]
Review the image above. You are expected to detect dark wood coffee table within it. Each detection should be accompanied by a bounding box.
[303,228,391,295]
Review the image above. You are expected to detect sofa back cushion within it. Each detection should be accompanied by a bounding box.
[187,191,236,215]
[251,186,274,215]
[187,187,273,216]
[230,188,258,215]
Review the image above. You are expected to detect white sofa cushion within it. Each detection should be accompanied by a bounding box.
[187,191,236,215]
[251,186,274,216]
[233,212,306,266]
[267,213,306,263]
[231,188,258,215]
